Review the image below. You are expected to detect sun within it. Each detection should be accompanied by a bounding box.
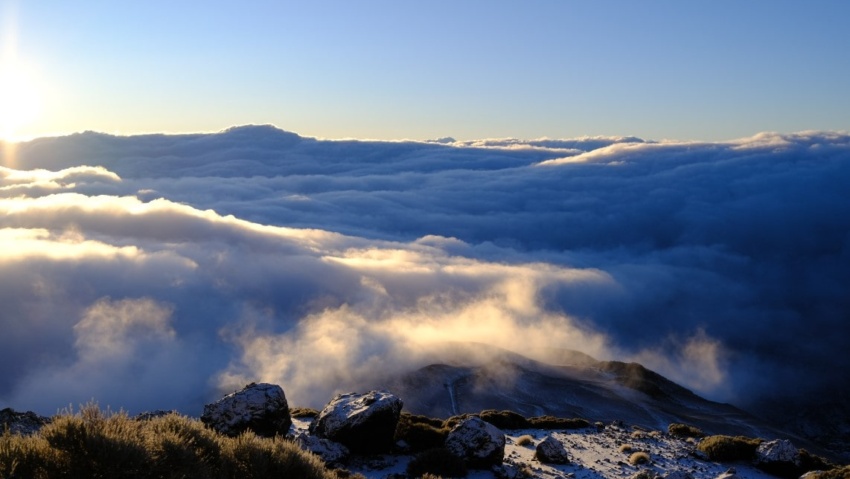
[0,59,42,141]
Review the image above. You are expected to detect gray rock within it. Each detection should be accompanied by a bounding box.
[664,471,694,479]
[445,416,506,468]
[293,432,350,466]
[631,471,660,479]
[754,439,798,465]
[535,435,570,464]
[0,408,49,435]
[309,390,403,454]
[201,382,292,437]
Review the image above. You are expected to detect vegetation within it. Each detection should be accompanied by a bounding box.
[289,407,320,419]
[619,444,633,453]
[527,416,590,430]
[394,413,449,453]
[808,465,850,479]
[668,422,705,439]
[696,435,762,461]
[406,448,467,478]
[0,404,332,479]
[628,451,651,465]
[515,435,534,446]
[478,410,529,429]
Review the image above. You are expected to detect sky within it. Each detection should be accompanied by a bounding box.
[2,0,850,141]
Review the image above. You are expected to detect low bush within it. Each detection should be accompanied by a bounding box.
[808,465,850,479]
[515,435,534,446]
[668,423,705,439]
[290,407,320,419]
[619,444,633,453]
[394,414,449,453]
[478,410,530,430]
[406,448,467,478]
[696,435,762,462]
[527,416,590,430]
[629,451,651,465]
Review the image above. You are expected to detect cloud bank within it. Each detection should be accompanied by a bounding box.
[1,127,849,422]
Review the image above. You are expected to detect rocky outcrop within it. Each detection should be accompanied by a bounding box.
[0,408,49,435]
[309,390,403,454]
[534,435,569,464]
[445,416,506,468]
[292,432,350,467]
[200,382,292,437]
[753,439,802,477]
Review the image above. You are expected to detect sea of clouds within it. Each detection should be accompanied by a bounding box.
[1,126,848,420]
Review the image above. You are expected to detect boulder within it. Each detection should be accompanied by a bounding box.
[200,382,291,437]
[534,435,570,464]
[445,416,505,468]
[309,390,403,454]
[293,432,350,467]
[0,408,49,435]
[753,439,802,477]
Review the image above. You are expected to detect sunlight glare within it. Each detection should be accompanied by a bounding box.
[0,60,42,141]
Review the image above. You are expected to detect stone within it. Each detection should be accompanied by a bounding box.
[534,435,570,464]
[753,439,802,477]
[0,408,49,435]
[200,382,291,437]
[445,416,506,468]
[293,432,350,467]
[309,390,403,454]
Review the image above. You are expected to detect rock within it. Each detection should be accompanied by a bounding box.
[534,435,570,464]
[715,467,740,479]
[0,408,49,435]
[200,382,292,437]
[445,416,506,468]
[754,439,802,477]
[309,390,403,454]
[664,471,694,479]
[293,432,350,466]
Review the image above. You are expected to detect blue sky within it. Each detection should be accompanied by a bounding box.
[2,0,850,140]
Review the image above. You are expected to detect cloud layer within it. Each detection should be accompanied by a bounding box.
[1,127,849,420]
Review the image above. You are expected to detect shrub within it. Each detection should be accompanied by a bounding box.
[619,444,633,453]
[394,414,449,453]
[515,435,534,446]
[629,451,650,465]
[808,465,850,479]
[696,435,762,462]
[290,407,320,419]
[527,416,590,430]
[406,448,467,478]
[668,423,705,439]
[478,410,530,430]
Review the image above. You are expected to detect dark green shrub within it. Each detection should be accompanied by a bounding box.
[527,416,590,430]
[406,448,467,478]
[478,410,529,430]
[394,414,448,453]
[668,423,705,438]
[696,435,762,461]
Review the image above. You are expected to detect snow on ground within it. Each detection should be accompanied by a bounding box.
[292,417,780,479]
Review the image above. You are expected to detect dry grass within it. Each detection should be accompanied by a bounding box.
[619,444,633,453]
[406,448,467,478]
[393,413,449,453]
[0,403,333,479]
[515,435,534,446]
[628,451,651,465]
